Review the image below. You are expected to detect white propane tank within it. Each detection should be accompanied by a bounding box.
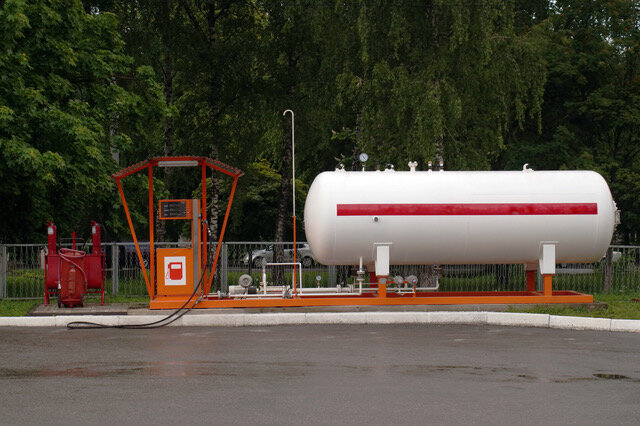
[304,167,618,266]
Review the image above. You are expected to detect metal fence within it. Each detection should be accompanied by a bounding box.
[1,242,639,300]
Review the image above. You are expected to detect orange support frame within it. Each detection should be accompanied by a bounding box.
[116,179,152,297]
[378,279,387,298]
[543,274,553,296]
[148,166,155,299]
[204,175,239,294]
[526,270,536,292]
[112,156,243,302]
[201,163,207,288]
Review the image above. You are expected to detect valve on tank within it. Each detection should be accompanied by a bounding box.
[406,275,419,287]
[393,275,404,287]
[238,274,253,288]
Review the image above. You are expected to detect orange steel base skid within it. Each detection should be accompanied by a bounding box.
[149,290,593,309]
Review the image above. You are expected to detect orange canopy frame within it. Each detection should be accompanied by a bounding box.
[112,156,243,299]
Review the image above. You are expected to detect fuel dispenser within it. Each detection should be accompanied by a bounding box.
[156,199,200,297]
[111,156,243,308]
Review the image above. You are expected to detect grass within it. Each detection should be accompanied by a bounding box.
[0,296,150,317]
[508,293,640,319]
[0,300,40,317]
[3,266,640,319]
[5,269,45,299]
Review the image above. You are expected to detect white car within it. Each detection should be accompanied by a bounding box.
[242,243,316,267]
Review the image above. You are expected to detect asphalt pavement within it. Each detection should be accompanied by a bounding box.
[1,324,639,425]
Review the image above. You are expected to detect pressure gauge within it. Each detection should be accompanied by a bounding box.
[359,153,369,163]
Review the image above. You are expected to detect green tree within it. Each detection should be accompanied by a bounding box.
[0,0,162,242]
[503,0,640,242]
[175,0,260,241]
[332,0,546,171]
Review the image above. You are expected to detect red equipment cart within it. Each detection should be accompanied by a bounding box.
[44,221,106,307]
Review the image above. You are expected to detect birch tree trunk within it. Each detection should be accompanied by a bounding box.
[156,0,174,242]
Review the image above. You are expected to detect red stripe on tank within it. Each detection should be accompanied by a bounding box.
[336,203,598,216]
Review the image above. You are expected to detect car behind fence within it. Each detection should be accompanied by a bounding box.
[0,242,638,299]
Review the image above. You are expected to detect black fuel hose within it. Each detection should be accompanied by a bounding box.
[67,253,213,330]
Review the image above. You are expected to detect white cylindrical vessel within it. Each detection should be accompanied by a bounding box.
[304,168,617,266]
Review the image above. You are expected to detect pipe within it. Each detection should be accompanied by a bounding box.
[262,263,267,295]
[283,109,296,293]
[415,280,440,291]
[228,284,438,299]
[230,292,366,299]
[357,257,364,295]
[264,262,302,294]
[230,293,291,299]
[289,287,354,294]
[58,249,88,285]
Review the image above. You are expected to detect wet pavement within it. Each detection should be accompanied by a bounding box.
[0,324,639,425]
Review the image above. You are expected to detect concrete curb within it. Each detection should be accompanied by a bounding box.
[1,311,639,332]
[548,315,612,331]
[486,312,550,328]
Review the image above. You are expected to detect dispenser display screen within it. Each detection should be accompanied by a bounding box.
[159,200,191,220]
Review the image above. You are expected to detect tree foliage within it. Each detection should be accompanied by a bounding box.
[1,0,639,243]
[0,0,162,242]
[332,0,546,170]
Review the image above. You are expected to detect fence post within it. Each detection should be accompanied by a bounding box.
[603,246,613,293]
[0,245,6,299]
[221,243,228,293]
[111,243,119,296]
